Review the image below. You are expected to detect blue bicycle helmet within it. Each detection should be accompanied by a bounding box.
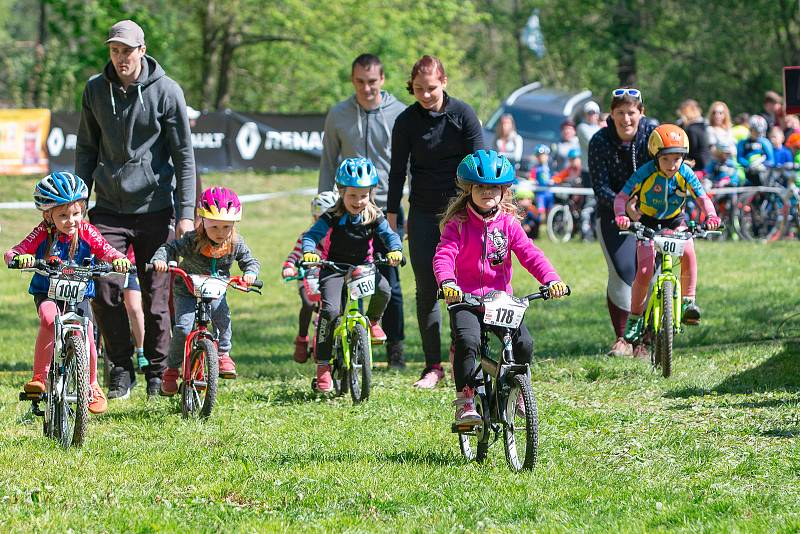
[33,172,89,211]
[534,144,551,155]
[567,147,581,159]
[457,149,516,186]
[335,157,379,188]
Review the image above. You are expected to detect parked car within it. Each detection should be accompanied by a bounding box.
[483,83,593,173]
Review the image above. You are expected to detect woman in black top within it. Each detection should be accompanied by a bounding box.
[588,88,656,358]
[387,55,485,388]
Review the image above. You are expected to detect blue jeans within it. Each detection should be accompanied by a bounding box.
[167,293,231,369]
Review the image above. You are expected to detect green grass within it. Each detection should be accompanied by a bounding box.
[1,172,799,532]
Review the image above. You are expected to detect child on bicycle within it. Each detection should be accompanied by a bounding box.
[614,125,721,345]
[433,150,568,425]
[3,172,131,415]
[151,186,260,395]
[281,191,337,363]
[301,157,403,393]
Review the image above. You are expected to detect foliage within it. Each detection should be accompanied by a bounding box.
[0,1,797,121]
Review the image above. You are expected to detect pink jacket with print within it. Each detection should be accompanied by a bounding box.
[433,206,560,296]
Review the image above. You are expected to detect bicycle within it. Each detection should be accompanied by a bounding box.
[300,255,402,404]
[620,222,720,378]
[736,166,795,241]
[146,262,262,419]
[12,258,129,448]
[283,265,322,362]
[446,285,570,472]
[546,188,596,243]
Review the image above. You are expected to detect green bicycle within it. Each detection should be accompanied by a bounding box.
[621,222,720,377]
[301,255,401,403]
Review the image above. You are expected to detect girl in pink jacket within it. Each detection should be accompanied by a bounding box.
[433,150,569,425]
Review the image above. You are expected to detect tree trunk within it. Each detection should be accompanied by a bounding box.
[215,24,236,110]
[28,0,47,107]
[200,0,219,110]
[614,0,638,87]
[513,0,528,85]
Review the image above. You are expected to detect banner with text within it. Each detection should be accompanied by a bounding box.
[44,110,325,175]
[0,109,50,175]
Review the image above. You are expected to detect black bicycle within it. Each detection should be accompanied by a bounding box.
[447,285,570,471]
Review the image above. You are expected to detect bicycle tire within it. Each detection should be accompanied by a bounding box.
[661,281,674,378]
[503,373,539,471]
[546,204,574,243]
[58,335,89,448]
[458,391,489,463]
[738,191,785,241]
[348,323,371,403]
[181,338,218,419]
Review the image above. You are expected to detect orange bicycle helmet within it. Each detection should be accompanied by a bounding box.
[648,124,689,157]
[786,131,800,151]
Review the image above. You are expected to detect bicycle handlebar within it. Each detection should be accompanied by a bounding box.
[7,258,135,277]
[298,253,406,274]
[439,284,571,311]
[144,263,263,293]
[619,221,723,240]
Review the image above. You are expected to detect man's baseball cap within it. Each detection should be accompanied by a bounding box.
[583,101,600,114]
[105,20,145,48]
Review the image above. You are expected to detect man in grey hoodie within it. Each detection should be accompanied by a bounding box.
[75,19,196,399]
[317,54,408,368]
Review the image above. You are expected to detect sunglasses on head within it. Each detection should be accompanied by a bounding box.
[611,88,642,101]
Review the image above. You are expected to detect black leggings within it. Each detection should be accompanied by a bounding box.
[407,209,443,366]
[297,286,316,338]
[450,307,534,391]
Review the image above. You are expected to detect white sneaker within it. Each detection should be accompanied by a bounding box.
[453,387,481,425]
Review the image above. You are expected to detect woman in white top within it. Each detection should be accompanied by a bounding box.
[494,113,523,164]
[706,101,737,157]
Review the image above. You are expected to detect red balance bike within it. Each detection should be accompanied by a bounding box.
[147,262,262,419]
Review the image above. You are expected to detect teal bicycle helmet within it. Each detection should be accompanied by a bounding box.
[34,172,89,211]
[335,157,379,188]
[457,149,516,186]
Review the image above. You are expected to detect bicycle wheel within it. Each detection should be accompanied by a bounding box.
[546,204,574,243]
[333,338,346,396]
[660,281,674,378]
[181,338,218,419]
[57,335,89,448]
[348,323,372,403]
[503,373,538,471]
[458,391,489,463]
[43,366,57,439]
[738,191,785,241]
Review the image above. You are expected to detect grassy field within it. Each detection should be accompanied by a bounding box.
[0,172,799,533]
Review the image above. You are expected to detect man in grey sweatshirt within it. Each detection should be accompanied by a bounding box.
[317,54,408,368]
[75,19,196,399]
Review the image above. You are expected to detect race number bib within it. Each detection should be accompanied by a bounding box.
[483,291,529,329]
[47,278,87,304]
[348,276,376,300]
[654,235,687,256]
[189,275,228,299]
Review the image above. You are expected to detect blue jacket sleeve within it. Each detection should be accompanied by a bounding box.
[762,138,775,166]
[302,218,331,252]
[374,218,402,251]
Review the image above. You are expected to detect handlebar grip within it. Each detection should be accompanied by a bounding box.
[144,263,154,272]
[251,280,264,289]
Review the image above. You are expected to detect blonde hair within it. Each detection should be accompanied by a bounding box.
[679,99,702,123]
[43,200,87,261]
[706,100,732,129]
[439,180,517,232]
[194,220,238,256]
[331,185,383,224]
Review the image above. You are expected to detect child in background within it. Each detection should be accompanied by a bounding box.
[705,140,741,187]
[737,115,774,185]
[4,172,131,414]
[614,125,721,347]
[282,191,337,363]
[553,148,582,185]
[514,181,540,239]
[434,150,568,424]
[301,158,403,393]
[151,187,260,395]
[529,144,554,221]
[768,126,794,167]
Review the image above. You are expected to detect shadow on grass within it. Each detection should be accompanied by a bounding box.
[261,448,458,468]
[665,341,800,399]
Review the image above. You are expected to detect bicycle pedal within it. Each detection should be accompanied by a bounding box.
[19,391,45,402]
[451,422,480,433]
[192,380,208,390]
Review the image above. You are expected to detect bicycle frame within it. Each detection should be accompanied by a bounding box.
[642,250,682,335]
[332,286,372,376]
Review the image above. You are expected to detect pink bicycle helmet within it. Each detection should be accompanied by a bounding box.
[198,186,242,221]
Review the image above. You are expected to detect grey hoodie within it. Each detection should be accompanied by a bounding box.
[75,55,196,220]
[317,91,406,210]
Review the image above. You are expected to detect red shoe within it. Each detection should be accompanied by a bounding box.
[88,383,108,414]
[369,321,387,345]
[218,352,237,379]
[160,367,180,397]
[316,363,333,393]
[293,336,309,363]
[24,375,46,394]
